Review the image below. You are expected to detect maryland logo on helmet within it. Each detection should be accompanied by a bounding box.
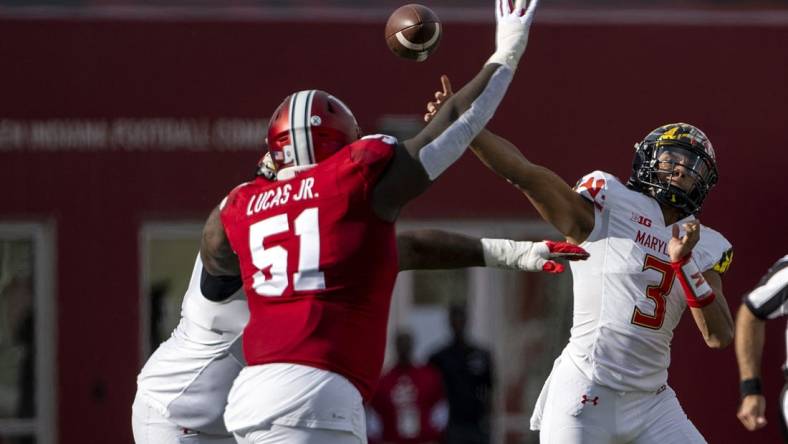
[654,123,716,161]
[627,123,719,215]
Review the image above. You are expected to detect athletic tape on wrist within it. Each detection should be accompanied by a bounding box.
[671,254,716,308]
[481,238,535,269]
[481,238,546,271]
[418,65,513,180]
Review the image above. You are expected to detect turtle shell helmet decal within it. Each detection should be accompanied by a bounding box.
[626,123,719,215]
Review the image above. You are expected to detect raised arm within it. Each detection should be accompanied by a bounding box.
[372,0,541,222]
[396,229,588,272]
[423,75,594,244]
[687,269,733,348]
[667,221,733,349]
[473,129,594,244]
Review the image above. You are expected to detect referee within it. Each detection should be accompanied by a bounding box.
[735,255,788,440]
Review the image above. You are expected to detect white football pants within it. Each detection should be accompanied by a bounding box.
[234,424,361,444]
[535,356,706,444]
[131,393,235,444]
[224,364,367,444]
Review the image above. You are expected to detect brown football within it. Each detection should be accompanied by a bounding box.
[385,4,441,62]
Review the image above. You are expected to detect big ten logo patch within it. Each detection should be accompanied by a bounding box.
[631,212,652,227]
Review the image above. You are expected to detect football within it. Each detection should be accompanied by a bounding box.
[385,4,441,62]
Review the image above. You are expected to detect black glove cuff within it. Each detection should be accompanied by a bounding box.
[740,378,763,397]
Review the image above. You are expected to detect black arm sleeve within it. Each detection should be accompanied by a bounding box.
[200,269,243,302]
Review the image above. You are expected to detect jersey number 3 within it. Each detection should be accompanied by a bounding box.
[248,207,325,297]
[631,255,675,330]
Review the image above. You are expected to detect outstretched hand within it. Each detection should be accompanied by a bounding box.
[424,75,454,123]
[488,0,541,70]
[668,220,700,262]
[537,240,589,273]
[482,238,589,273]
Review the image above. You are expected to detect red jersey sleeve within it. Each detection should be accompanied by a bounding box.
[219,180,257,233]
[348,134,397,192]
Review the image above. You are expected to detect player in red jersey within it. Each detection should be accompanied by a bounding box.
[368,331,447,444]
[131,153,587,444]
[200,2,556,442]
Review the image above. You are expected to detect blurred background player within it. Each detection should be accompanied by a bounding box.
[368,330,447,444]
[200,1,545,442]
[134,156,586,444]
[735,255,788,438]
[424,77,734,443]
[428,304,493,444]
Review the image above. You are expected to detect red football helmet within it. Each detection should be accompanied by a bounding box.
[266,90,361,171]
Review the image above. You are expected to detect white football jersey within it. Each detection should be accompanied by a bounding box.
[135,255,249,434]
[565,171,732,392]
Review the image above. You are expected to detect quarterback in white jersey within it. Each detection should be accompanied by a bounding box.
[562,169,731,393]
[734,255,788,435]
[424,84,732,443]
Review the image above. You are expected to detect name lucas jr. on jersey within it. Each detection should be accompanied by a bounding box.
[245,177,317,216]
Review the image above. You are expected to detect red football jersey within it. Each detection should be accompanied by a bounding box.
[370,365,446,443]
[220,136,398,400]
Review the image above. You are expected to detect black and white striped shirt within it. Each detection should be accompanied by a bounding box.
[744,255,788,320]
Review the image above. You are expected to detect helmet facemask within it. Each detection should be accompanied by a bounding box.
[628,123,719,215]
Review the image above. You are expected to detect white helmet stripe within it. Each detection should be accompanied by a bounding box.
[288,90,316,166]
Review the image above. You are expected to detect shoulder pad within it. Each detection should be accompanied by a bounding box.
[695,226,733,273]
[573,170,624,211]
[360,134,398,146]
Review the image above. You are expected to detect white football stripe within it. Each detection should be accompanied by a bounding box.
[288,90,315,165]
[395,22,440,51]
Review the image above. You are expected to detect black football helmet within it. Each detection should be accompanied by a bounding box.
[626,123,718,215]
